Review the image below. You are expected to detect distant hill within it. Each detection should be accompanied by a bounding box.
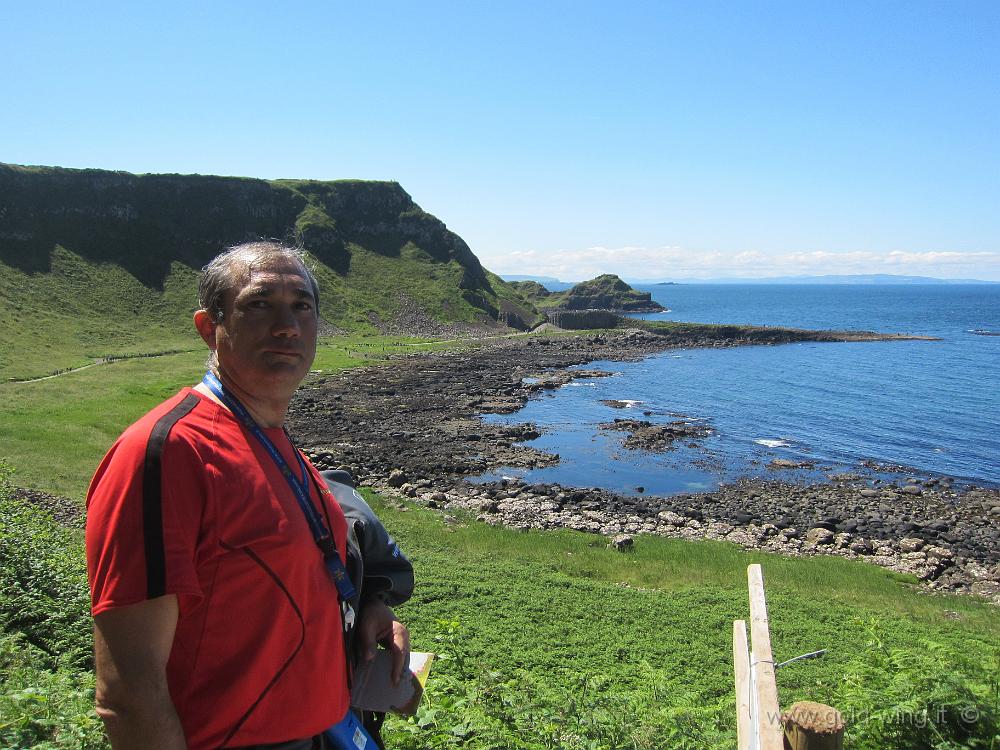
[499,274,575,291]
[0,163,543,378]
[644,274,999,285]
[510,274,665,312]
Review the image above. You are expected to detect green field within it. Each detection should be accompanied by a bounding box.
[0,332,475,498]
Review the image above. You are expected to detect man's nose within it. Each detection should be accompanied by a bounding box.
[271,305,300,336]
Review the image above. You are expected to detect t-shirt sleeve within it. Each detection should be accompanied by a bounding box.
[86,423,209,617]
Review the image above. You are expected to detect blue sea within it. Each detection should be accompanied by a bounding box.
[476,284,1000,495]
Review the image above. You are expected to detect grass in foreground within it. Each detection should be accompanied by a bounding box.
[4,462,997,749]
[370,495,999,749]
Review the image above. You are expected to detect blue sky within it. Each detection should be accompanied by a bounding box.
[3,1,998,280]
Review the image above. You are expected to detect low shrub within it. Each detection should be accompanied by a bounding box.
[833,618,1000,749]
[386,618,732,750]
[0,632,102,750]
[0,463,92,670]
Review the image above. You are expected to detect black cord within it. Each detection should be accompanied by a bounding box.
[218,543,306,748]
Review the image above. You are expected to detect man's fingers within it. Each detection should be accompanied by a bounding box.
[357,601,410,684]
[389,622,410,687]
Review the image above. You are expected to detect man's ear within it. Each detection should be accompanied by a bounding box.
[193,310,218,350]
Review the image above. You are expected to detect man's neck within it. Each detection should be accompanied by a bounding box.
[195,372,293,429]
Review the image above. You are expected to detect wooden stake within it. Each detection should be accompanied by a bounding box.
[781,701,845,750]
[748,564,783,750]
[733,620,752,750]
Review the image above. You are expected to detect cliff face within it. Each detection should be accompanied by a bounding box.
[0,165,302,284]
[281,178,489,292]
[0,163,518,328]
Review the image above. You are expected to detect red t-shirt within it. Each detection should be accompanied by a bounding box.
[86,388,349,749]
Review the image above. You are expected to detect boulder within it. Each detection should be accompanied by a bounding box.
[805,527,835,546]
[899,537,925,553]
[924,545,954,563]
[849,538,874,555]
[657,510,685,526]
[769,458,815,470]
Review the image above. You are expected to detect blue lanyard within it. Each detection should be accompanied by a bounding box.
[202,372,357,604]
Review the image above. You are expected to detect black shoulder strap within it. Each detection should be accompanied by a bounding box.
[142,393,200,598]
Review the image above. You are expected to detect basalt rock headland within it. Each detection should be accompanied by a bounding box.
[510,273,666,313]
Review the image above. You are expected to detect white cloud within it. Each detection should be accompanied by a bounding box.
[484,245,1000,281]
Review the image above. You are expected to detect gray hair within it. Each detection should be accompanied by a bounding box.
[198,240,321,321]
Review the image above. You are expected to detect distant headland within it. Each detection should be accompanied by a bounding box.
[503,273,999,286]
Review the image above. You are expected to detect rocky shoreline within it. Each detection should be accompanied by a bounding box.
[287,328,1000,604]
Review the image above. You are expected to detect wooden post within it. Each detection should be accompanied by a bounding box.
[781,701,845,750]
[733,620,752,750]
[747,564,783,750]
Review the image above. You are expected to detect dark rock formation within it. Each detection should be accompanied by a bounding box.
[510,274,665,314]
[599,418,713,451]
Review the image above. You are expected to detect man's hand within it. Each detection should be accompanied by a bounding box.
[357,599,410,686]
[94,595,186,750]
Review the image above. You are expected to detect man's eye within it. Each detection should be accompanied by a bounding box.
[295,301,314,311]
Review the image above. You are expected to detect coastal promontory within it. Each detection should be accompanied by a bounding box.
[510,274,666,313]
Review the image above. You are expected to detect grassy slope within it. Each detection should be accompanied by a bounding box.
[0,247,202,380]
[0,335,464,498]
[0,244,522,381]
[484,270,546,328]
[314,243,491,332]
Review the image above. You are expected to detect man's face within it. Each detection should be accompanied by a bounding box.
[207,257,318,398]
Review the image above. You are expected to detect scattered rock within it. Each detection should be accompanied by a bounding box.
[387,469,408,488]
[283,334,999,603]
[601,399,639,409]
[769,458,816,470]
[925,545,954,563]
[657,510,685,526]
[608,534,634,552]
[599,418,713,451]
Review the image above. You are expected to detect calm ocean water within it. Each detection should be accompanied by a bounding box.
[477,284,1000,495]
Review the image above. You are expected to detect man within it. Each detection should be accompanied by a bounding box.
[86,241,409,750]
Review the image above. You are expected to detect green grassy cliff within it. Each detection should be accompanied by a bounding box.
[0,164,543,379]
